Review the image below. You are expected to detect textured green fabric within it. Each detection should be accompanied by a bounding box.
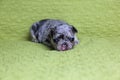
[0,0,120,80]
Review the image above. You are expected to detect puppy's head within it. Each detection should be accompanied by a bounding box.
[50,25,78,51]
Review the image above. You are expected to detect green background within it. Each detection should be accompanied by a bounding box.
[0,0,120,80]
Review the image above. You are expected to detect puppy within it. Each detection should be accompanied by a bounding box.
[30,19,79,51]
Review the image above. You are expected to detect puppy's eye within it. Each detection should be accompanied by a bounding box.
[68,37,74,42]
[53,38,59,43]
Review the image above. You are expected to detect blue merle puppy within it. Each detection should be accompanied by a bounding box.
[30,19,79,51]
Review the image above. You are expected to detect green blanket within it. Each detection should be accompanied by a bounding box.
[0,0,120,80]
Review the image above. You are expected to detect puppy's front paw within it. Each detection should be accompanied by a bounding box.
[74,40,79,45]
[32,38,39,43]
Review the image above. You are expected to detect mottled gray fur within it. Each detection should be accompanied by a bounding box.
[30,19,79,51]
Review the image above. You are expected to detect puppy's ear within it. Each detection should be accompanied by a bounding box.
[71,25,78,33]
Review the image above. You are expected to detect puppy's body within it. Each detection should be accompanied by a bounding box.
[30,19,78,51]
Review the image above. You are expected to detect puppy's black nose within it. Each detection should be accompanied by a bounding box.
[62,42,68,47]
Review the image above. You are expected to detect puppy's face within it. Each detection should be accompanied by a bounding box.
[50,25,78,51]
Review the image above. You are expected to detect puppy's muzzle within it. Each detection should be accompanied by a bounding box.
[61,42,68,51]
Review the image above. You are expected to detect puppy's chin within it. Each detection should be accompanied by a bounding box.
[56,43,73,51]
[57,45,68,51]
